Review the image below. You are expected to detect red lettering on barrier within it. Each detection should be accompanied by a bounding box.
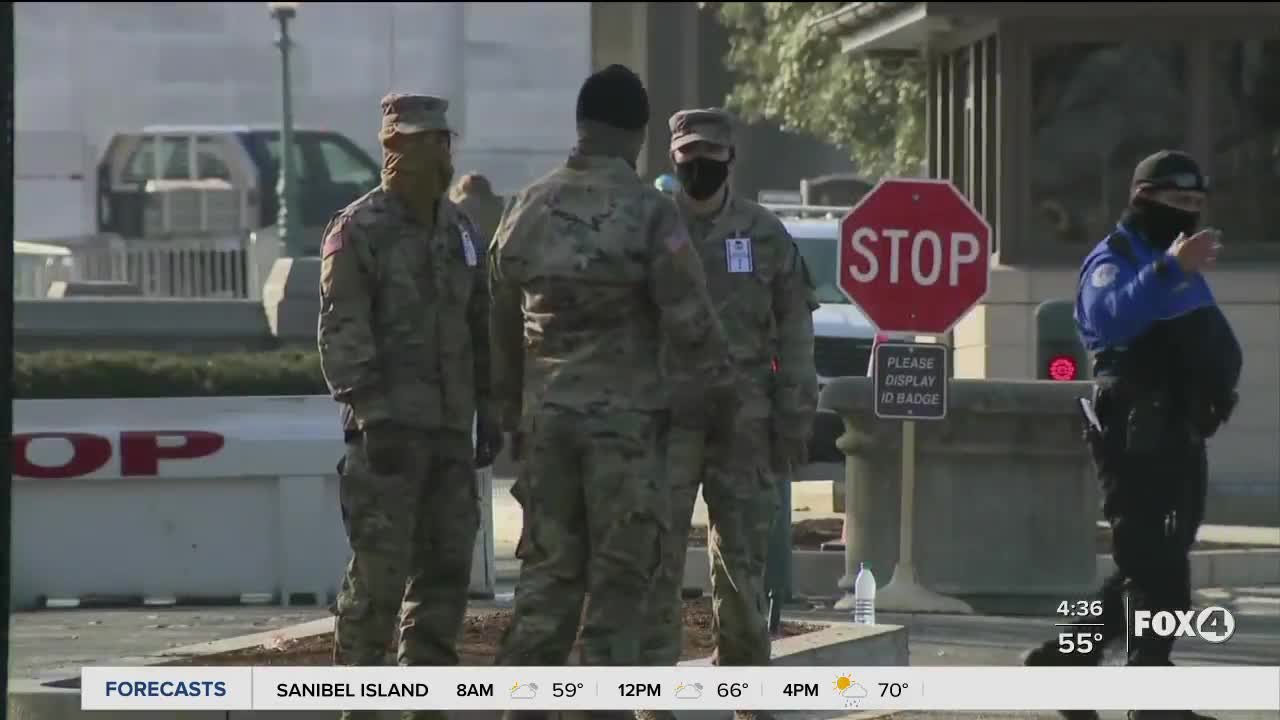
[13,432,114,479]
[13,431,226,479]
[119,431,225,476]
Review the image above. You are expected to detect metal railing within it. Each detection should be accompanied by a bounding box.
[14,231,282,300]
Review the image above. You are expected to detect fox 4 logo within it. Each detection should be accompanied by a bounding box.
[1132,606,1236,644]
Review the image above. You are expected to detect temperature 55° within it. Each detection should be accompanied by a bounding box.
[1059,631,1103,654]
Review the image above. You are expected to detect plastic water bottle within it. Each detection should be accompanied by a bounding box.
[853,562,876,625]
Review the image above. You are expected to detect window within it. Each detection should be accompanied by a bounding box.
[1210,38,1280,245]
[195,136,232,181]
[317,137,378,188]
[121,136,193,182]
[263,138,308,180]
[1029,43,1188,247]
[158,137,191,180]
[792,234,847,305]
[122,143,156,183]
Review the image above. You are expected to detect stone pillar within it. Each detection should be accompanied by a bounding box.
[391,2,466,134]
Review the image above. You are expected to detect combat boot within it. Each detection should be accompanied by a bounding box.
[1128,712,1217,719]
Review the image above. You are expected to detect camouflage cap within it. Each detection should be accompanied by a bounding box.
[669,108,733,151]
[380,93,453,135]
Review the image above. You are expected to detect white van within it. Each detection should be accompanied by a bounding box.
[768,204,878,464]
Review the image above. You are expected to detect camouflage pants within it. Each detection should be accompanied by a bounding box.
[495,407,668,667]
[639,418,777,668]
[333,428,479,720]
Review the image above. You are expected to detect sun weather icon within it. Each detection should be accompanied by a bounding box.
[510,682,538,699]
[674,682,703,700]
[834,674,869,708]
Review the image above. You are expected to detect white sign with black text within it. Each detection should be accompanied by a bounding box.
[873,342,948,421]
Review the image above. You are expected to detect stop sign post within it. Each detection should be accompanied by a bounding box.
[833,178,989,615]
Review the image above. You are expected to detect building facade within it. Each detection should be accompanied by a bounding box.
[15,2,591,240]
[820,1,1280,524]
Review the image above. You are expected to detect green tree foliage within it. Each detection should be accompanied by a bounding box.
[708,2,926,177]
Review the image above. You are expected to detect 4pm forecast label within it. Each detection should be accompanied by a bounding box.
[874,342,948,420]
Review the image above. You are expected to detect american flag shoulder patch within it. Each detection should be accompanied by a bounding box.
[322,217,349,259]
[665,223,691,254]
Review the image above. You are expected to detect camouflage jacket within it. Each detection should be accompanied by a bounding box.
[489,153,729,430]
[672,194,819,434]
[453,191,505,248]
[317,187,491,433]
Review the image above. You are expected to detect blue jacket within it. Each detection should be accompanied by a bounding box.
[1075,222,1241,401]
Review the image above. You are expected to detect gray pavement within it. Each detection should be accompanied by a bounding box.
[7,605,329,680]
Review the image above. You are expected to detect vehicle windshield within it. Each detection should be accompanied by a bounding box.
[792,234,847,304]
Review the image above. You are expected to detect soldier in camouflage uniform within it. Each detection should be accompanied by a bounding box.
[318,94,502,720]
[636,109,819,720]
[490,66,738,700]
[449,173,505,247]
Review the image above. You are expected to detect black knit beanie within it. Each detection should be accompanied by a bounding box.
[576,64,650,131]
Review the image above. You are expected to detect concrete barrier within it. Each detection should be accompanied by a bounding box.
[819,378,1097,603]
[11,396,496,609]
[14,298,276,353]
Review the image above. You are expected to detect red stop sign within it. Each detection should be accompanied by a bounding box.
[838,178,992,334]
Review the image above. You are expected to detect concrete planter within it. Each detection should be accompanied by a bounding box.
[820,378,1096,601]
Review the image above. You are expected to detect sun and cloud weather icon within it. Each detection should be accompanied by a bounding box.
[674,682,704,700]
[834,674,869,708]
[510,682,539,700]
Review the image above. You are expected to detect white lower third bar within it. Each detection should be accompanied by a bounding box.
[80,666,1280,712]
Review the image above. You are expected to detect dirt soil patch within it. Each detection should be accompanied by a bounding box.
[160,598,823,666]
[688,518,1258,553]
[688,518,842,549]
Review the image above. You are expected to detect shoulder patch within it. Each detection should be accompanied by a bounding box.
[1090,263,1119,289]
[322,215,349,259]
[665,221,691,254]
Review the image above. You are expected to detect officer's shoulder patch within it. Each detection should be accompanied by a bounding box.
[1090,263,1119,289]
[322,215,350,259]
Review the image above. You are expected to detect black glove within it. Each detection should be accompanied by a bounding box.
[475,413,504,468]
[363,421,411,475]
[771,429,809,472]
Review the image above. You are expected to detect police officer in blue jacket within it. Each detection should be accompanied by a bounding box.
[1023,151,1242,720]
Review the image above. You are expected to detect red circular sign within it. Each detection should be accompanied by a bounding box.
[838,178,992,334]
[1048,355,1079,381]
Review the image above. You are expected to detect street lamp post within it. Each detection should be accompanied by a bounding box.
[268,1,304,257]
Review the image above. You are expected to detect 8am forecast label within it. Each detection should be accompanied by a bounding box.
[873,342,948,420]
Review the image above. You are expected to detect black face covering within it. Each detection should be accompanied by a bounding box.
[1128,196,1200,250]
[675,157,730,201]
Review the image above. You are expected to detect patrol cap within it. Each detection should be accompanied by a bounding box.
[1131,150,1210,193]
[380,93,453,136]
[669,108,734,152]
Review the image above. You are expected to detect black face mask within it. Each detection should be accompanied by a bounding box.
[675,157,729,201]
[1129,196,1200,250]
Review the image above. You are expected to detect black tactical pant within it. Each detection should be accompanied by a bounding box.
[1061,385,1208,666]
